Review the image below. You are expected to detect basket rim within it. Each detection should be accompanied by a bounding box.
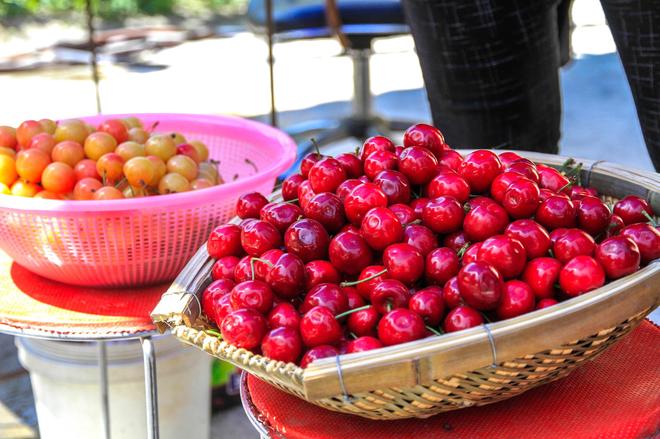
[0,113,297,213]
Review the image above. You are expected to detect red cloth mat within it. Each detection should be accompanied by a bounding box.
[247,320,660,439]
[0,251,165,338]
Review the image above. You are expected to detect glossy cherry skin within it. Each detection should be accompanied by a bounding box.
[344,287,365,309]
[347,306,379,337]
[297,179,316,210]
[261,327,302,363]
[207,224,242,258]
[402,224,438,256]
[282,173,305,201]
[305,260,341,290]
[213,294,234,327]
[260,202,303,233]
[373,170,412,205]
[595,236,641,279]
[504,219,551,259]
[383,243,425,285]
[497,152,523,167]
[422,196,465,234]
[614,195,654,225]
[553,228,596,263]
[496,280,535,320]
[477,235,527,279]
[443,231,469,253]
[377,309,427,346]
[389,203,417,225]
[507,160,540,183]
[425,247,460,286]
[211,256,240,281]
[267,302,301,329]
[328,231,373,275]
[605,214,626,239]
[565,185,590,201]
[502,178,540,218]
[536,298,559,310]
[233,256,254,283]
[344,183,388,225]
[335,152,363,178]
[370,279,411,314]
[521,257,562,299]
[240,220,282,256]
[410,197,430,219]
[443,306,484,333]
[220,309,267,350]
[457,262,504,310]
[284,218,330,262]
[536,196,577,230]
[438,149,464,172]
[559,256,606,297]
[443,277,463,308]
[303,192,345,234]
[353,265,389,300]
[398,146,439,185]
[300,152,324,178]
[461,242,482,265]
[336,179,362,202]
[301,283,349,315]
[236,192,269,219]
[267,253,306,298]
[364,150,398,180]
[576,196,611,236]
[403,123,447,158]
[300,306,343,347]
[490,171,524,203]
[308,157,347,193]
[549,228,569,245]
[346,336,383,353]
[361,135,395,160]
[300,345,339,368]
[409,286,445,326]
[620,223,660,264]
[463,202,509,242]
[360,207,403,251]
[202,278,235,323]
[230,280,274,314]
[253,249,283,281]
[537,164,570,192]
[426,172,471,203]
[459,150,503,193]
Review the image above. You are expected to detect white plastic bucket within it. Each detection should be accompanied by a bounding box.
[16,335,211,439]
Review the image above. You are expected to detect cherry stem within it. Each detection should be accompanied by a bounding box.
[149,121,160,133]
[481,313,492,323]
[457,242,471,259]
[335,305,371,320]
[340,268,387,287]
[426,325,444,336]
[548,248,555,258]
[310,138,321,157]
[349,332,358,340]
[642,210,658,227]
[354,146,361,156]
[245,158,259,173]
[250,258,255,281]
[553,282,561,290]
[386,302,392,313]
[559,158,576,174]
[206,329,222,338]
[402,219,422,227]
[285,198,299,204]
[558,181,573,193]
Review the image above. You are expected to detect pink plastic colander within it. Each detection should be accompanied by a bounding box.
[0,113,297,287]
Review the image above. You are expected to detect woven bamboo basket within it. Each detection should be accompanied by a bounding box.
[152,151,660,420]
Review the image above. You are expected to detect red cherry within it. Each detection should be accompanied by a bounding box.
[230,280,274,314]
[605,214,625,239]
[373,170,412,205]
[260,202,303,233]
[457,262,503,310]
[347,306,379,337]
[507,160,540,183]
[443,231,469,253]
[426,172,471,203]
[576,196,611,236]
[344,287,365,309]
[267,253,306,298]
[301,283,349,315]
[620,223,660,264]
[389,203,417,225]
[443,306,483,333]
[360,207,403,250]
[463,202,509,242]
[537,164,570,192]
[443,277,463,308]
[559,256,606,297]
[309,157,347,193]
[402,123,447,158]
[497,152,523,167]
[236,192,269,219]
[410,197,430,219]
[300,345,339,368]
[211,256,240,281]
[377,309,426,346]
[565,185,590,201]
[536,298,559,310]
[553,228,596,263]
[490,171,524,203]
[361,136,395,160]
[328,231,373,275]
[595,236,641,279]
[422,196,465,234]
[305,260,341,290]
[233,256,253,283]
[477,235,526,279]
[213,294,234,327]
[300,306,343,347]
[614,195,654,225]
[536,196,577,230]
[409,286,445,326]
[398,146,439,185]
[300,152,324,178]
[402,224,438,256]
[504,219,551,259]
[335,152,363,178]
[521,257,562,299]
[539,188,560,202]
[459,150,503,193]
[496,280,535,320]
[284,218,330,262]
[253,249,283,280]
[98,119,129,143]
[549,228,569,245]
[202,278,235,323]
[425,247,460,286]
[240,220,282,256]
[437,149,464,172]
[282,173,304,201]
[346,336,383,353]
[364,150,398,180]
[303,192,345,233]
[502,178,540,218]
[297,179,316,210]
[383,243,425,285]
[261,327,302,363]
[221,309,267,350]
[336,179,362,202]
[339,223,361,235]
[461,242,482,265]
[370,279,411,314]
[267,303,301,329]
[207,224,242,258]
[344,182,388,225]
[351,265,389,300]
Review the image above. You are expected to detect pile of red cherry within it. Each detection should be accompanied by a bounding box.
[202,123,659,368]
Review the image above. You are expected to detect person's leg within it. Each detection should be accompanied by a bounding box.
[600,0,660,170]
[402,0,562,153]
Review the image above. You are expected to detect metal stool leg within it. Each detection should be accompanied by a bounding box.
[98,341,111,439]
[140,337,159,439]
